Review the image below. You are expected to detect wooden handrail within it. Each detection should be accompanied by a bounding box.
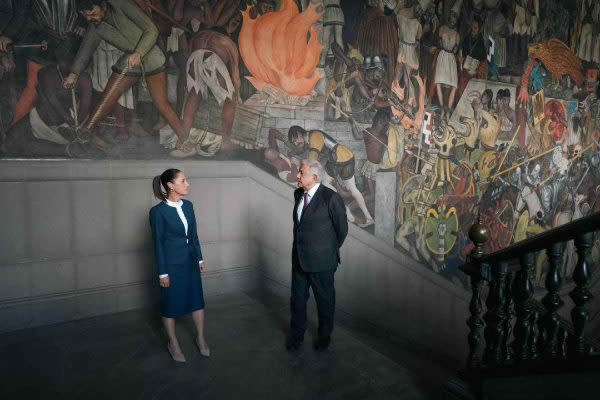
[477,212,600,264]
[460,210,599,371]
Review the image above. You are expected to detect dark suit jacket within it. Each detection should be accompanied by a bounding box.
[149,199,203,276]
[292,184,348,272]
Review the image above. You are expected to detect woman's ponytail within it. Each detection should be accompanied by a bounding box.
[152,169,181,201]
[152,175,166,201]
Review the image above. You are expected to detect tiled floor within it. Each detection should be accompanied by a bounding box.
[0,292,452,399]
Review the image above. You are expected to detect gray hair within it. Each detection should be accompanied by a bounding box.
[300,159,323,183]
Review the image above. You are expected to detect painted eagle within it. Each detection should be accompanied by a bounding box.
[518,39,584,103]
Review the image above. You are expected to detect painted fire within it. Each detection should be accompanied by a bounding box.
[239,0,323,97]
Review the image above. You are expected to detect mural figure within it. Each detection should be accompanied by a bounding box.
[269,125,375,227]
[0,0,598,289]
[64,0,188,155]
[319,0,345,67]
[434,9,460,118]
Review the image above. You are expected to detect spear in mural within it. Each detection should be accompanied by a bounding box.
[71,89,79,130]
[327,96,390,150]
[489,146,557,180]
[492,124,520,182]
[8,42,48,50]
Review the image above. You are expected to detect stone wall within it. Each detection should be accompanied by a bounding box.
[0,160,470,364]
[0,160,256,333]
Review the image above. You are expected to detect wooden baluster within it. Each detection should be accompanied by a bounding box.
[464,216,490,369]
[512,252,535,362]
[568,232,594,357]
[529,310,540,360]
[484,261,509,366]
[541,243,564,359]
[560,328,568,359]
[503,271,516,363]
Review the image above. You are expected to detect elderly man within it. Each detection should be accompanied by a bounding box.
[287,159,348,352]
[63,0,188,152]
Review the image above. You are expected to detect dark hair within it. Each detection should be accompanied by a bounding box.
[78,0,103,12]
[288,125,306,142]
[152,169,182,201]
[482,89,493,109]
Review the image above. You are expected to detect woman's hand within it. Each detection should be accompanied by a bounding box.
[159,276,170,288]
[200,261,207,272]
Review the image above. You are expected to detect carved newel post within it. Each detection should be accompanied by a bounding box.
[464,215,490,370]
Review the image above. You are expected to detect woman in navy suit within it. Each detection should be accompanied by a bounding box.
[150,168,210,362]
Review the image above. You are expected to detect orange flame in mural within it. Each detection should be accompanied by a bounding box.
[239,0,323,97]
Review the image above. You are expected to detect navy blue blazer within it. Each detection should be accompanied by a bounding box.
[149,199,204,276]
[292,185,348,272]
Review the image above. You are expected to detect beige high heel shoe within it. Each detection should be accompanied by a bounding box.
[167,342,186,363]
[196,338,210,358]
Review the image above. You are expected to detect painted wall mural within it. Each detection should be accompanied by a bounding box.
[1,0,599,288]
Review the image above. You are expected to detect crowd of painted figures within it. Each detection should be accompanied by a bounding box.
[0,0,599,286]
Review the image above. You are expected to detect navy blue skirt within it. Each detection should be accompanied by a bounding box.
[160,254,205,318]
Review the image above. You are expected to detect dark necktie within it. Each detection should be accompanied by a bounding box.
[302,192,310,215]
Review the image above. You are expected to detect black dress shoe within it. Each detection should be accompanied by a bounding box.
[285,336,303,351]
[314,336,331,352]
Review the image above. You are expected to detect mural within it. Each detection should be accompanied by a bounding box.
[1,0,599,287]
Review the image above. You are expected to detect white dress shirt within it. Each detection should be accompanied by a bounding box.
[297,183,320,222]
[159,199,203,279]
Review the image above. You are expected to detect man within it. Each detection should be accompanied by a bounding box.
[287,159,348,352]
[458,17,487,96]
[0,0,83,128]
[350,107,404,197]
[269,125,374,226]
[63,0,188,153]
[2,45,91,158]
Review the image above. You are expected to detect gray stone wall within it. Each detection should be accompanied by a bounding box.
[0,159,469,364]
[246,166,470,364]
[0,160,257,333]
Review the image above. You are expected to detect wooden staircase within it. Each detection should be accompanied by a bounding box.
[447,212,600,399]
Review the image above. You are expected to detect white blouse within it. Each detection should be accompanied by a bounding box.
[159,199,203,279]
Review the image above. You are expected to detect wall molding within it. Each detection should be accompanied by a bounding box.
[0,265,255,309]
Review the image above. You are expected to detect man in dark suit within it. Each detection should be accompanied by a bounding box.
[287,159,348,352]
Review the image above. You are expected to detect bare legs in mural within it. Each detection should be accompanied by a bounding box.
[62,1,189,155]
[350,108,392,197]
[434,12,460,119]
[176,28,242,156]
[391,0,422,107]
[319,0,345,67]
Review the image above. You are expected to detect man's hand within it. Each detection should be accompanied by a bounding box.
[63,73,78,89]
[159,276,170,287]
[200,261,207,272]
[127,52,142,69]
[0,36,13,52]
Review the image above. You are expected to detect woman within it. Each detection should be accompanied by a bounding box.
[434,11,460,119]
[150,168,210,362]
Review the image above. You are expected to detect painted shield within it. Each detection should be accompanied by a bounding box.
[423,206,459,255]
